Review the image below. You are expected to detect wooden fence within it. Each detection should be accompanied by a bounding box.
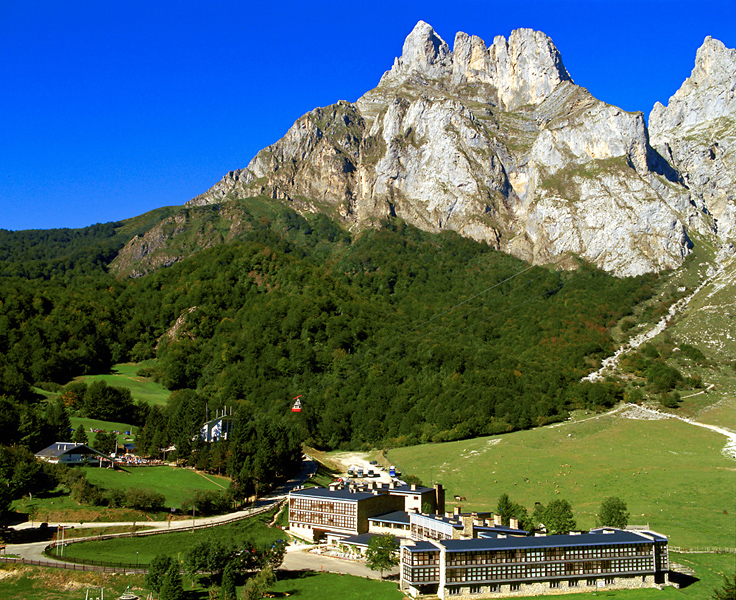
[670,546,736,554]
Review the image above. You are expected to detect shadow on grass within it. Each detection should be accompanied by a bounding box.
[669,570,699,589]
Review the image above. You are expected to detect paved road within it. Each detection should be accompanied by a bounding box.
[4,456,318,564]
[283,543,399,580]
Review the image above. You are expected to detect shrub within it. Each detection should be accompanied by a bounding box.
[125,488,166,511]
[181,489,232,516]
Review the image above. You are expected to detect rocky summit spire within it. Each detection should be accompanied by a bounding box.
[649,36,736,242]
[486,28,572,111]
[650,36,736,132]
[380,21,453,86]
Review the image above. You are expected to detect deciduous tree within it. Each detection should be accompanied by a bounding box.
[598,496,630,529]
[543,499,576,534]
[365,533,399,580]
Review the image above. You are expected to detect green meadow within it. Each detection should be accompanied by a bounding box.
[72,362,171,406]
[83,465,230,508]
[0,566,406,600]
[57,507,281,565]
[387,409,735,549]
[69,417,136,449]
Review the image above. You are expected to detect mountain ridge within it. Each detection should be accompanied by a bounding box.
[185,22,733,277]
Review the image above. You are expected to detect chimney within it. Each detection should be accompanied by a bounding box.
[434,483,445,515]
[389,482,395,489]
[494,514,502,526]
[411,484,417,491]
[510,517,519,530]
[454,506,461,516]
[462,515,474,537]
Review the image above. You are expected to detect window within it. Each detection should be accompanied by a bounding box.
[550,581,560,588]
[605,578,615,585]
[568,580,578,587]
[587,579,596,586]
[469,586,482,594]
[447,587,461,596]
[510,583,521,591]
[489,584,500,592]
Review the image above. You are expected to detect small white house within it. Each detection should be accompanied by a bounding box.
[200,415,235,443]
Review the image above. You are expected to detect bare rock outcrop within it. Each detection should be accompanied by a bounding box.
[649,37,736,242]
[188,22,731,276]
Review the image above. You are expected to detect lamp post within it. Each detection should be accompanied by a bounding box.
[136,550,139,568]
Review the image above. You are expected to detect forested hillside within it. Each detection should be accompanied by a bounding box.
[1,200,665,446]
[2,198,703,511]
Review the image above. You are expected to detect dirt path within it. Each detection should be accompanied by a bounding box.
[619,403,736,460]
[194,470,227,489]
[583,269,719,383]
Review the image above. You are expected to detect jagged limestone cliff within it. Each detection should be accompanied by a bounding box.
[649,36,736,245]
[187,21,733,276]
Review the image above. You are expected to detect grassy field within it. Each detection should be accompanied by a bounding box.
[71,362,171,406]
[58,507,282,565]
[0,566,406,600]
[387,409,735,549]
[69,416,136,449]
[269,571,406,599]
[83,465,230,508]
[11,487,163,525]
[0,552,729,600]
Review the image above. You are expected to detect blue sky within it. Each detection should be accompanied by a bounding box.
[2,0,734,231]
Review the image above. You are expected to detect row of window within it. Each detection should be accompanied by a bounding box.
[444,558,654,582]
[290,499,356,515]
[289,510,357,530]
[410,523,452,541]
[407,567,440,583]
[404,551,440,566]
[446,544,653,566]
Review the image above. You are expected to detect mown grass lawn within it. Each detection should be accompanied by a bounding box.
[388,410,735,549]
[11,487,161,524]
[58,508,282,565]
[69,416,136,449]
[83,465,230,508]
[0,566,407,600]
[72,362,171,406]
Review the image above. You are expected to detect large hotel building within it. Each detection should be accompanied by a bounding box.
[287,482,671,598]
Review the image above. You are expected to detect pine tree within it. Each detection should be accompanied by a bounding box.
[160,563,185,600]
[221,560,237,600]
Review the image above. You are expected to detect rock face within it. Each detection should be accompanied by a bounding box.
[649,37,736,242]
[189,22,734,276]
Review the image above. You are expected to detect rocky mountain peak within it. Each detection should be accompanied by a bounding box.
[649,36,736,242]
[379,21,572,110]
[186,23,734,277]
[380,20,452,85]
[650,36,736,131]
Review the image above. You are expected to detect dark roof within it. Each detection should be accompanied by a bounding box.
[477,525,529,537]
[385,484,434,495]
[441,530,664,553]
[289,487,375,502]
[35,442,110,460]
[368,511,411,525]
[403,541,439,552]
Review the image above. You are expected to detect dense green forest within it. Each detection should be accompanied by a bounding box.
[0,198,679,508]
